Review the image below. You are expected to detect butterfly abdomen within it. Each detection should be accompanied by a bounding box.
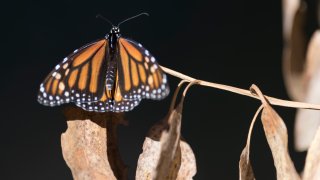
[106,61,117,90]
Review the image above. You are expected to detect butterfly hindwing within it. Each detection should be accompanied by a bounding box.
[38,39,109,106]
[77,71,142,112]
[117,38,169,101]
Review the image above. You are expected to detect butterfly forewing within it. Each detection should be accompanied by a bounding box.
[38,39,109,106]
[117,38,169,101]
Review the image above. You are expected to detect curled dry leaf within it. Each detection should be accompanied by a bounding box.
[239,105,263,180]
[136,81,197,180]
[250,85,300,180]
[295,31,320,151]
[61,106,127,180]
[302,126,320,180]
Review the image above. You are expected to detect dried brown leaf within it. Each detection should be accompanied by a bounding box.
[135,136,161,180]
[135,104,182,180]
[251,85,300,180]
[304,31,320,78]
[295,31,320,151]
[177,140,197,180]
[135,112,196,180]
[136,81,197,180]
[283,0,320,151]
[283,0,320,152]
[239,145,255,180]
[282,0,300,41]
[282,0,307,101]
[302,126,320,179]
[154,105,182,180]
[61,106,127,180]
[261,104,300,180]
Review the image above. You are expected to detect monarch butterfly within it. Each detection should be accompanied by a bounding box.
[37,13,169,112]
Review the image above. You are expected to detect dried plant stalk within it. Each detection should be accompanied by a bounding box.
[61,106,127,180]
[161,66,320,110]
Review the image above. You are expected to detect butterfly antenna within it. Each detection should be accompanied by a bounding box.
[96,14,114,27]
[117,12,149,27]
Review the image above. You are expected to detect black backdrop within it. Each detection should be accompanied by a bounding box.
[2,0,318,179]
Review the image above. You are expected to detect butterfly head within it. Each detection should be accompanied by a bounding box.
[110,26,120,34]
[97,13,149,38]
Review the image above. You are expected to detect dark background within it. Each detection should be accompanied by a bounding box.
[2,0,318,179]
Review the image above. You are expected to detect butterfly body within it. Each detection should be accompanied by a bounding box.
[38,25,169,112]
[105,27,120,90]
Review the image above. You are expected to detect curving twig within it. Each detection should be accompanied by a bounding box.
[161,65,320,110]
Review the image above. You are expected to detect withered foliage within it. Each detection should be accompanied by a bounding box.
[239,85,320,180]
[61,82,197,180]
[282,0,320,151]
[58,1,320,179]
